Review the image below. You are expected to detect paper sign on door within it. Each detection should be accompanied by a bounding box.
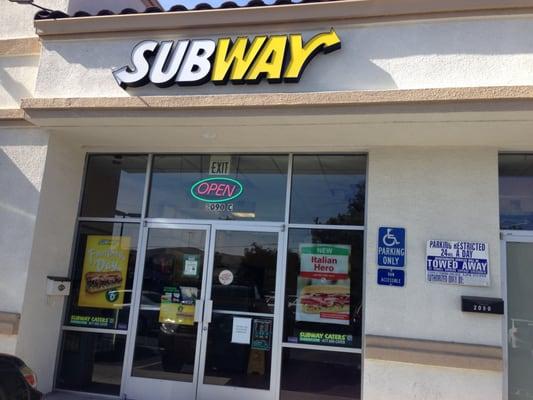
[231,317,252,344]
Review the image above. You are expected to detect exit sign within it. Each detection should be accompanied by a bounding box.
[209,155,231,175]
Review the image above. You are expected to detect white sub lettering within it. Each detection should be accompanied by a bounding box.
[177,39,216,86]
[149,40,189,87]
[113,40,158,88]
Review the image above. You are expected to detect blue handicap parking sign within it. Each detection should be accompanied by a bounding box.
[378,227,406,267]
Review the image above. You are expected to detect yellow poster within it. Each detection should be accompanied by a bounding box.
[78,235,130,309]
[159,303,195,326]
[158,286,196,326]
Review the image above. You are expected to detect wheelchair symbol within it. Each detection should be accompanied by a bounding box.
[382,229,400,247]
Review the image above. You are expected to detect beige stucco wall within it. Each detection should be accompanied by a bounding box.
[34,16,533,98]
[0,1,67,39]
[16,133,84,393]
[0,54,39,109]
[0,127,48,353]
[363,147,502,399]
[364,359,501,400]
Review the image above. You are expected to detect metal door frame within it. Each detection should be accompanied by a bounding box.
[500,230,533,400]
[122,221,286,400]
[121,222,212,400]
[195,222,285,400]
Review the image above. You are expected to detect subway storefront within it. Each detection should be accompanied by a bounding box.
[56,154,365,399]
[4,2,533,400]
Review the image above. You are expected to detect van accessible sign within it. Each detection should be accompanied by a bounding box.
[426,240,489,286]
[113,30,341,88]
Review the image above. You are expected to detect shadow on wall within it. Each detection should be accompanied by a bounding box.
[0,56,38,107]
[0,139,46,315]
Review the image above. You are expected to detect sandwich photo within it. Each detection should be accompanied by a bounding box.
[299,285,350,314]
[85,271,122,294]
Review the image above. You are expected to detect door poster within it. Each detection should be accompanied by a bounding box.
[183,254,200,277]
[296,244,351,326]
[231,317,252,344]
[78,235,130,309]
[159,286,198,326]
[251,319,272,351]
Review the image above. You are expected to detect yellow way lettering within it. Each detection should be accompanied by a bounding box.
[245,35,288,83]
[212,36,267,84]
[284,29,341,82]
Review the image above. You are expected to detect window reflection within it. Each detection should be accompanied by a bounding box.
[203,314,273,390]
[499,154,533,230]
[80,154,147,218]
[148,155,288,221]
[280,348,361,400]
[212,231,277,313]
[290,155,366,225]
[132,228,206,382]
[56,331,126,395]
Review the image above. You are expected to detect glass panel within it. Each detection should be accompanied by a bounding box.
[280,348,361,400]
[64,222,139,330]
[499,154,533,230]
[290,155,366,225]
[148,155,288,221]
[56,331,126,395]
[211,230,278,313]
[80,154,147,218]
[284,229,364,349]
[507,242,533,399]
[203,313,273,390]
[132,228,206,382]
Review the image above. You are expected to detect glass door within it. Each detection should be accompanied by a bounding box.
[197,225,284,400]
[123,223,210,400]
[504,234,533,400]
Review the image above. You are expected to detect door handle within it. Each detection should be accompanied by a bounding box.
[194,299,203,323]
[204,299,213,324]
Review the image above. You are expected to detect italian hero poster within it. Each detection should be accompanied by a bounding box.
[78,235,130,309]
[296,244,350,326]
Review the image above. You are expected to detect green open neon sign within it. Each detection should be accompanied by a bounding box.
[190,177,243,203]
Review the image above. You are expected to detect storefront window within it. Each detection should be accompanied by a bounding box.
[148,155,288,221]
[283,229,364,349]
[56,331,126,395]
[80,154,147,218]
[280,348,361,400]
[64,222,139,330]
[59,152,366,398]
[211,230,277,313]
[290,155,366,225]
[499,154,533,230]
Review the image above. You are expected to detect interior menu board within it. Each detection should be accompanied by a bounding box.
[78,235,130,309]
[296,244,351,326]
